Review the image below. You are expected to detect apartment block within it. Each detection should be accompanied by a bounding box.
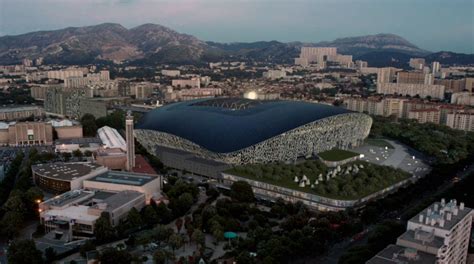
[368,199,473,264]
[446,112,474,132]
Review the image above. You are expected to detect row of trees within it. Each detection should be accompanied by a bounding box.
[0,149,45,238]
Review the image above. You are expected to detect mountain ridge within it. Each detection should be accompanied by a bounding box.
[0,23,471,66]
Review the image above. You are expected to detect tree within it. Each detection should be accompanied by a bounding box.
[61,152,72,161]
[72,149,83,159]
[155,202,172,224]
[230,181,254,203]
[44,247,56,263]
[170,193,194,217]
[191,229,205,249]
[84,150,93,157]
[79,240,96,257]
[175,217,183,233]
[7,239,43,264]
[80,114,98,137]
[0,211,24,238]
[98,247,132,264]
[153,249,172,264]
[142,205,160,226]
[168,233,184,254]
[126,207,143,228]
[94,214,116,243]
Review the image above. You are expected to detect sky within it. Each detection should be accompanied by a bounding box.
[0,0,473,53]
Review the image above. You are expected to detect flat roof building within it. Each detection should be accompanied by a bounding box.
[0,121,53,146]
[0,106,45,121]
[83,170,161,202]
[367,199,473,264]
[32,162,108,194]
[39,189,145,241]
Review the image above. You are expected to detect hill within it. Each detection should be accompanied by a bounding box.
[0,23,471,66]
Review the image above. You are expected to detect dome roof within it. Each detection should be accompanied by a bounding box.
[136,98,353,153]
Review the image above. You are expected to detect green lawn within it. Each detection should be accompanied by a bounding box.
[365,138,394,149]
[318,149,359,161]
[225,160,410,200]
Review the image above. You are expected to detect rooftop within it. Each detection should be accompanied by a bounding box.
[32,162,105,181]
[397,229,444,250]
[97,126,126,152]
[0,105,42,113]
[43,205,99,222]
[137,98,353,153]
[408,199,473,231]
[366,244,437,264]
[87,170,159,186]
[132,154,158,175]
[55,137,102,145]
[99,191,144,212]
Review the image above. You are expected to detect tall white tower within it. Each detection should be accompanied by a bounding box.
[125,111,135,171]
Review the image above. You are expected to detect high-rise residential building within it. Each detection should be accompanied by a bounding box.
[295,47,338,66]
[47,69,84,80]
[368,199,473,264]
[130,82,156,99]
[435,79,466,93]
[343,97,407,118]
[22,58,33,67]
[44,87,87,118]
[451,92,474,106]
[35,57,43,66]
[171,77,200,88]
[161,69,181,77]
[397,72,433,85]
[125,111,135,171]
[432,61,441,75]
[377,83,445,99]
[465,78,474,92]
[408,108,441,124]
[446,112,474,132]
[376,67,399,85]
[409,58,425,70]
[355,60,368,69]
[262,70,287,80]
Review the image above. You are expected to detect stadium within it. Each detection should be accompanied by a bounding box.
[135,98,372,166]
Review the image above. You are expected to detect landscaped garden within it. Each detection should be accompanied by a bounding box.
[225,160,410,200]
[318,149,359,161]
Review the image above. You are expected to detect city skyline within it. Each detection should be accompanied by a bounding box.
[0,0,473,53]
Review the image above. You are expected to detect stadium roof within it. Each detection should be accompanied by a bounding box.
[136,98,352,153]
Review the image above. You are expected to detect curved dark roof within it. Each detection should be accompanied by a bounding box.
[136,98,353,153]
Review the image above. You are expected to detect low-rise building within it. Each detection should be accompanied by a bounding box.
[55,137,103,153]
[83,170,162,202]
[32,162,107,194]
[39,189,145,240]
[94,148,127,170]
[49,120,83,139]
[0,121,53,146]
[0,106,45,121]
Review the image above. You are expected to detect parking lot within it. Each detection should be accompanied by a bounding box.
[352,139,431,178]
